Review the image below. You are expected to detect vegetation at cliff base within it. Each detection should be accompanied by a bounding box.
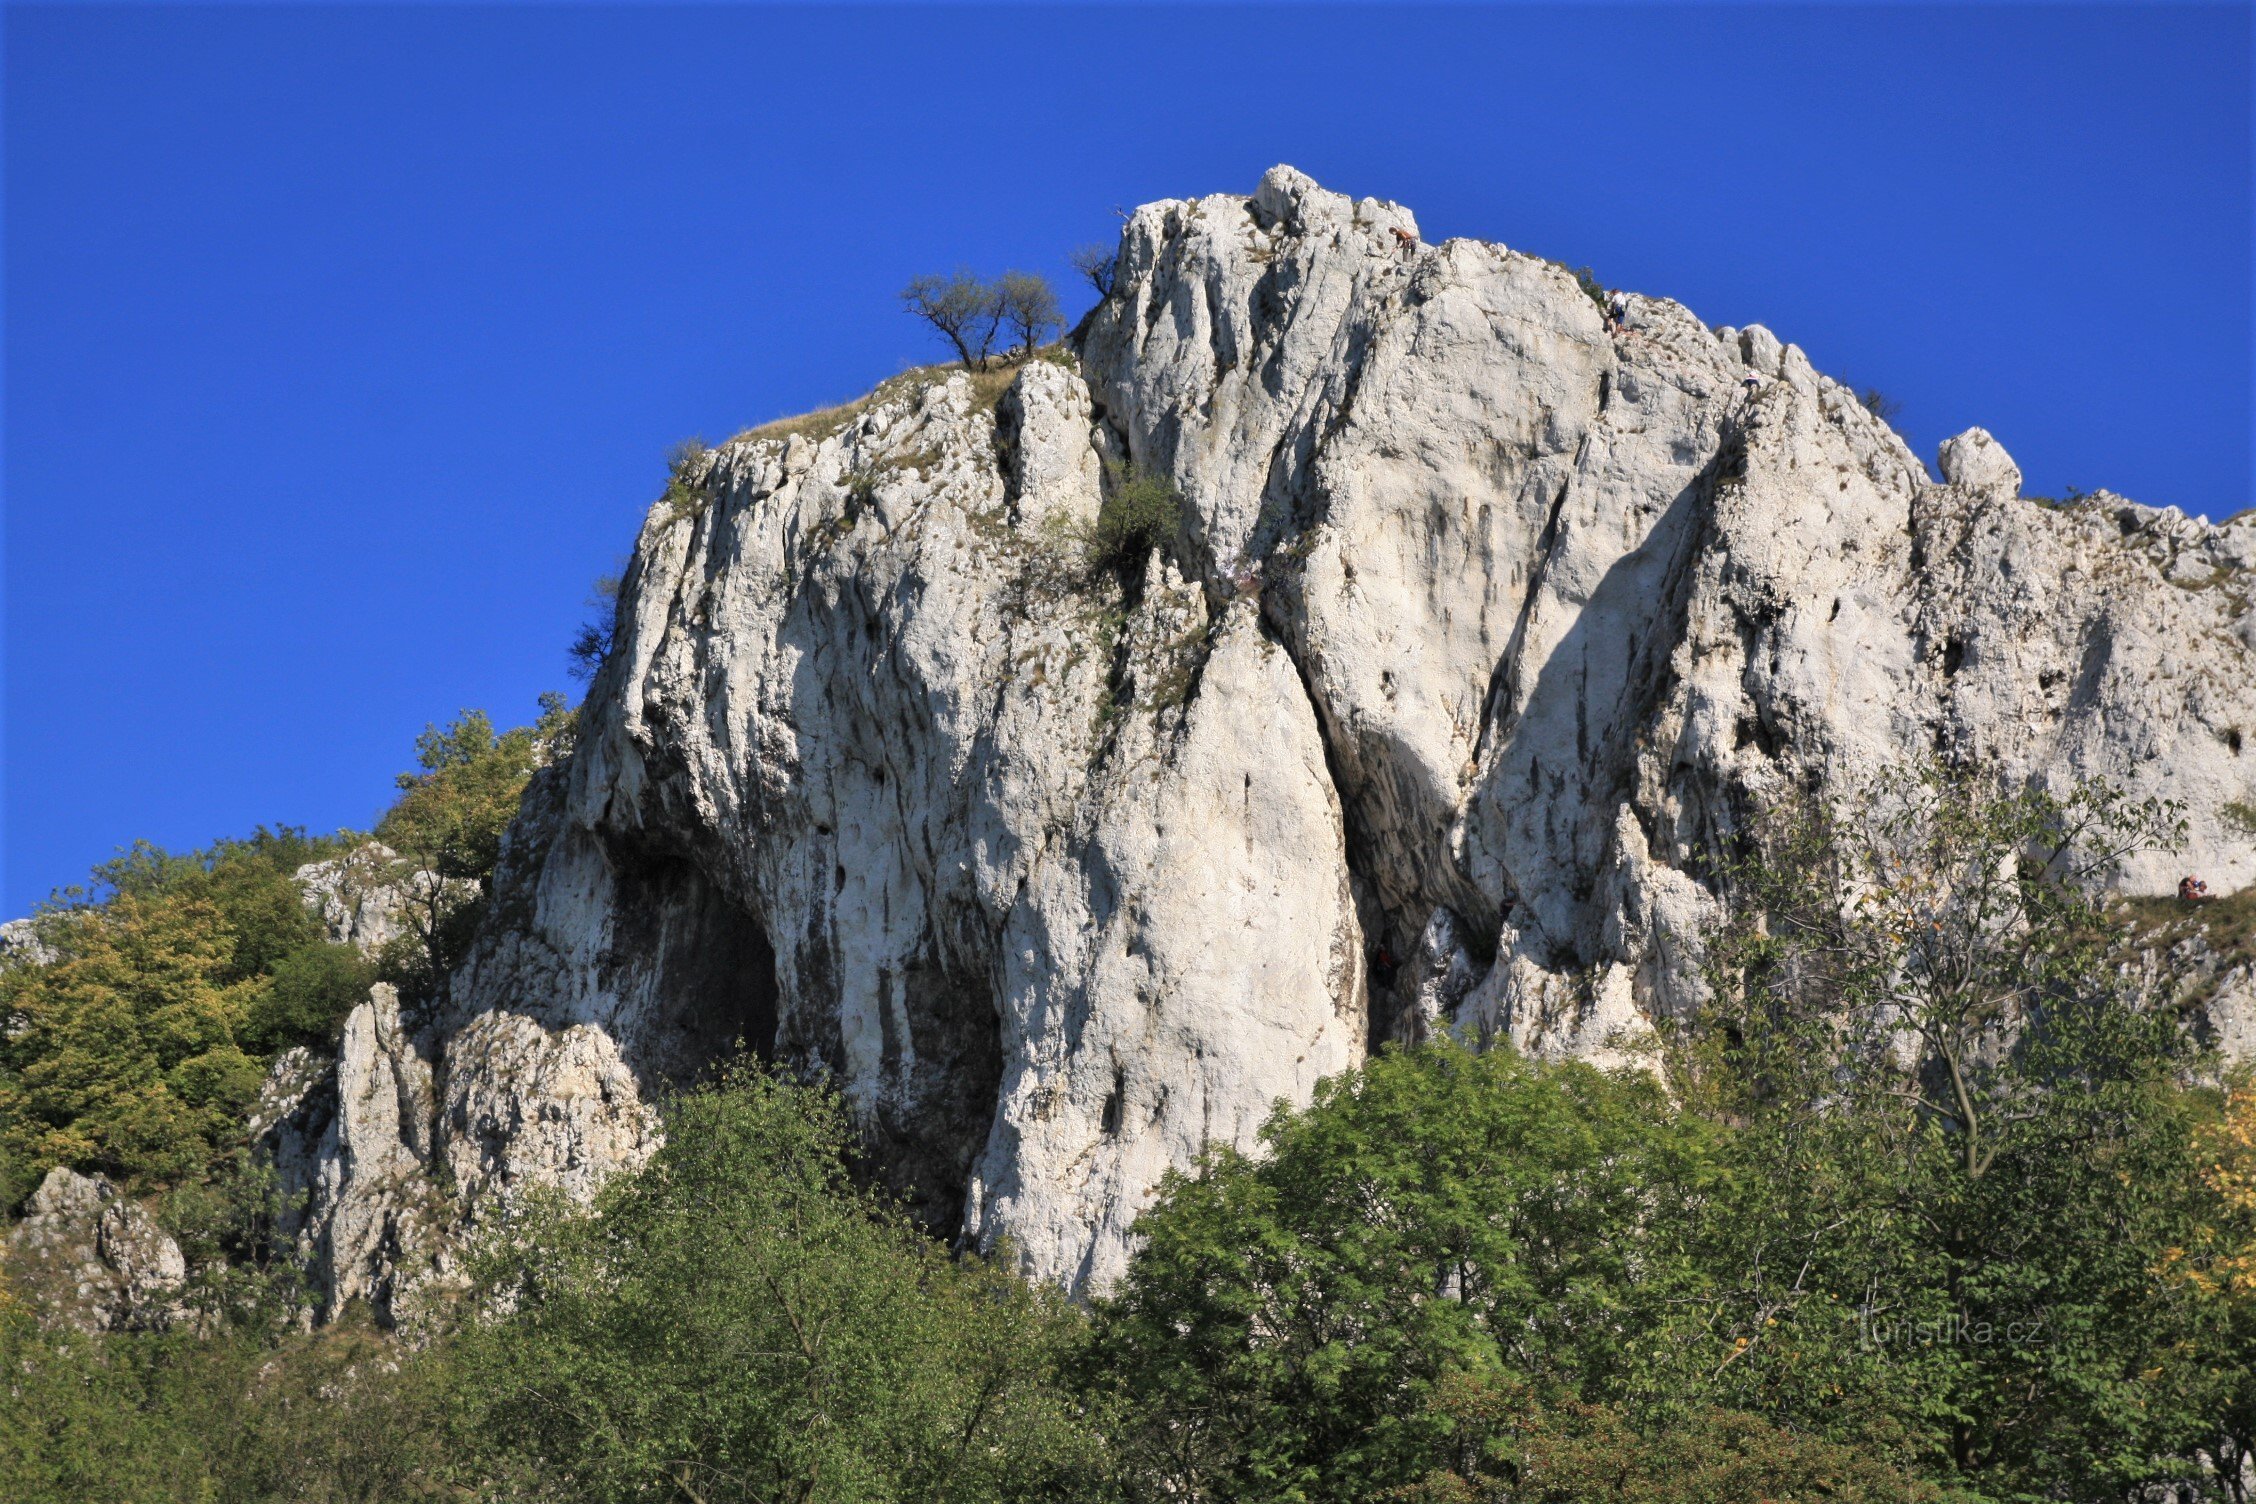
[452,1064,1103,1502]
[4,769,2254,1502]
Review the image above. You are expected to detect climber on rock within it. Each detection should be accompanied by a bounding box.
[1607,293,1629,335]
[1390,226,1417,255]
[2179,875,2214,903]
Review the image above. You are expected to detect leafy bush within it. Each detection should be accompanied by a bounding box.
[1090,1044,1720,1504]
[1569,265,1608,316]
[239,941,372,1054]
[1087,467,1181,576]
[449,1061,1109,1503]
[657,438,712,524]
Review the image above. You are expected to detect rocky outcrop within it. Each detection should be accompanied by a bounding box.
[295,166,2256,1303]
[5,1167,186,1331]
[295,843,469,956]
[257,984,445,1324]
[0,916,56,969]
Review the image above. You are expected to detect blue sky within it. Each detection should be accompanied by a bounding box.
[5,3,2249,914]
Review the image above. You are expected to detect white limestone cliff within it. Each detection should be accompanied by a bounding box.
[284,166,2256,1306]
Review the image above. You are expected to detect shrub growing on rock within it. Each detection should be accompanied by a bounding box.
[1087,467,1181,576]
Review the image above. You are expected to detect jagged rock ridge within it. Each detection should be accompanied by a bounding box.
[280,166,2256,1305]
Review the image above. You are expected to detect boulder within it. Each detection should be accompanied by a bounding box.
[1937,426,2023,494]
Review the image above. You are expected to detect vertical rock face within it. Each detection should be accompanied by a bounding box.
[260,984,444,1324]
[310,166,2256,1301]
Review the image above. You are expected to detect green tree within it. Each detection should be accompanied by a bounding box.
[2159,1078,2256,1503]
[0,825,368,1210]
[0,894,267,1202]
[1089,1044,1718,1504]
[371,696,573,1009]
[451,1061,1107,1504]
[1680,768,2217,1497]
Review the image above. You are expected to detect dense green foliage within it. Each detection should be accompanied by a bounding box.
[0,829,365,1207]
[1087,467,1182,575]
[452,1064,1104,1503]
[1,1067,1105,1503]
[5,766,2254,1502]
[1081,773,2256,1504]
[1090,1047,1717,1500]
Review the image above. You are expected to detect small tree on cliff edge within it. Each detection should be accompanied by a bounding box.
[1068,243,1116,299]
[996,269,1061,357]
[900,268,1002,370]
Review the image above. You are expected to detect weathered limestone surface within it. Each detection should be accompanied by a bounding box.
[295,843,471,956]
[6,1167,186,1331]
[258,984,444,1324]
[0,916,56,968]
[296,167,2256,1301]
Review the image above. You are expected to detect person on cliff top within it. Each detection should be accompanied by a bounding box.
[1607,293,1629,335]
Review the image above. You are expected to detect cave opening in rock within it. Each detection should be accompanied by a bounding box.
[604,847,783,1085]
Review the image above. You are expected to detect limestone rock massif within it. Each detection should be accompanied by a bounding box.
[277,167,2256,1306]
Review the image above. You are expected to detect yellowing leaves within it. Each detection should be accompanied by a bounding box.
[0,893,269,1199]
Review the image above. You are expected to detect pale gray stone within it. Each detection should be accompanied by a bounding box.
[7,1167,185,1331]
[291,166,2256,1306]
[0,916,55,969]
[1938,426,2022,494]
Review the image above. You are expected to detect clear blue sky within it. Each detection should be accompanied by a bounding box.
[5,3,2249,914]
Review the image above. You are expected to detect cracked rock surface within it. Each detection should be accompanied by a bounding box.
[310,166,2256,1300]
[6,1167,186,1331]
